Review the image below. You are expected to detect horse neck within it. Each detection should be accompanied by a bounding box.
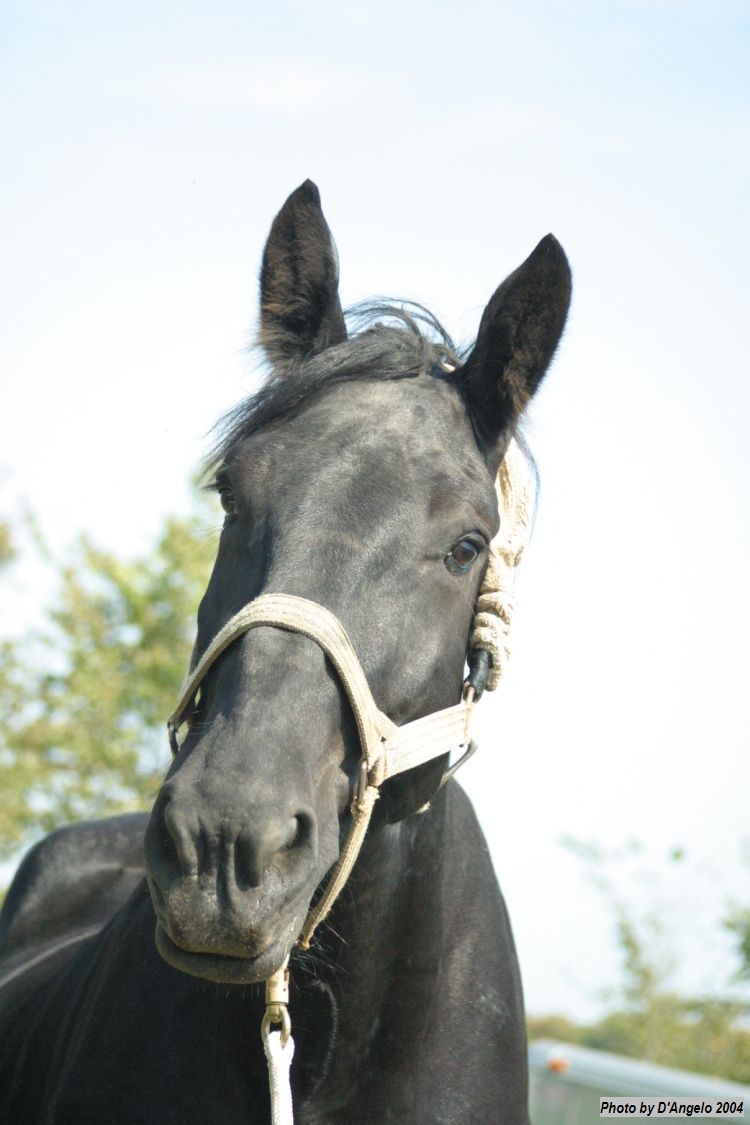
[300,789,449,1098]
[329,791,448,965]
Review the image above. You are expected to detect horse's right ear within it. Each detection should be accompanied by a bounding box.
[259,180,348,374]
[459,235,571,468]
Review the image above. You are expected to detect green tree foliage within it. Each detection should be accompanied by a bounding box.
[528,841,750,1085]
[725,845,750,982]
[0,515,216,858]
[0,521,13,566]
[726,906,750,981]
[580,912,750,1083]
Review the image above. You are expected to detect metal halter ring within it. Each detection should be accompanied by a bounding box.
[261,1006,292,1049]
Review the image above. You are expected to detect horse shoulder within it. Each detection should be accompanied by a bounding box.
[0,812,147,959]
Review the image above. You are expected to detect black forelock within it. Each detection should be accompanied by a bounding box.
[205,302,463,478]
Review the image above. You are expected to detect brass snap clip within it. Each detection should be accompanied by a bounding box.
[261,958,291,1048]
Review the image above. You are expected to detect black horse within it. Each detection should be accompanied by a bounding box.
[0,181,570,1123]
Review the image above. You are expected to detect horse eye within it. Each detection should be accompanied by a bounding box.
[218,487,236,516]
[446,539,479,573]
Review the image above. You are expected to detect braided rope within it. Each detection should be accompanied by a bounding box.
[262,1027,295,1125]
[468,438,534,691]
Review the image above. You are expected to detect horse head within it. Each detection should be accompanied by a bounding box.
[144,180,570,985]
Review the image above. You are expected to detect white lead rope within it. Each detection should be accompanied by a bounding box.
[261,960,295,1125]
[262,1026,295,1125]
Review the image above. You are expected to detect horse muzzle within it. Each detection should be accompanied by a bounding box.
[144,779,328,983]
[145,593,481,984]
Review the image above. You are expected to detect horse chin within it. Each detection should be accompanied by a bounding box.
[154,921,292,985]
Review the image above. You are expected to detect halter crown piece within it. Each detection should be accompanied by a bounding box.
[165,437,534,1125]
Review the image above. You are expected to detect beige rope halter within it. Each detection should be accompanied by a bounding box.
[468,436,534,691]
[166,437,533,947]
[167,593,475,947]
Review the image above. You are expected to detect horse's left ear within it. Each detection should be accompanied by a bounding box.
[459,234,571,465]
[259,180,348,373]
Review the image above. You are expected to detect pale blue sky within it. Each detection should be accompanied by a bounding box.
[2,0,749,1020]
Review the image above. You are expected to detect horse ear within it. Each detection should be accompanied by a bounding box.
[459,234,571,464]
[259,180,348,373]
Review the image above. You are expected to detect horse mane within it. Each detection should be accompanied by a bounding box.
[206,302,463,477]
[205,298,538,535]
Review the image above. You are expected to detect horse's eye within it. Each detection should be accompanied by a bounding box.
[218,487,236,516]
[446,539,479,573]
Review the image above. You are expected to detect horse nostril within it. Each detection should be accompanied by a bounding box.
[163,799,199,876]
[288,810,314,852]
[234,808,316,889]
